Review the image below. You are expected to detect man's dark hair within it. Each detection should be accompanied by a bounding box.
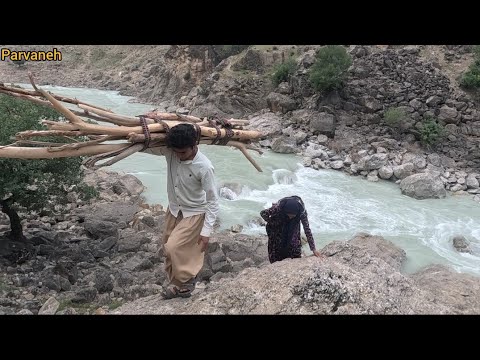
[166,123,197,148]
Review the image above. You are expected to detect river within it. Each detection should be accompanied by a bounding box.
[15,84,480,276]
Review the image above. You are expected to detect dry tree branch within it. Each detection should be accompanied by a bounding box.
[0,76,265,171]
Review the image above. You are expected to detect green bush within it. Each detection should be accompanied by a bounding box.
[473,45,480,58]
[419,117,445,147]
[460,61,480,89]
[308,45,352,93]
[459,45,480,89]
[384,107,408,128]
[0,94,98,240]
[271,57,297,86]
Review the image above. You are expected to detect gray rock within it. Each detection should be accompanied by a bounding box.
[427,153,441,167]
[310,112,336,138]
[123,256,154,272]
[38,297,60,315]
[266,92,296,113]
[94,270,114,293]
[452,235,472,254]
[72,287,98,304]
[357,154,388,171]
[270,136,297,154]
[426,95,442,107]
[246,112,282,137]
[17,309,34,315]
[393,163,415,179]
[438,106,459,124]
[83,220,118,239]
[360,96,383,113]
[466,174,479,189]
[399,173,446,199]
[330,160,344,170]
[412,264,480,313]
[117,229,150,253]
[378,166,393,180]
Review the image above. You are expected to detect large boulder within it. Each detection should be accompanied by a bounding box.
[411,265,480,314]
[399,173,447,199]
[266,92,297,113]
[357,154,388,171]
[309,112,336,138]
[270,136,297,154]
[245,111,283,137]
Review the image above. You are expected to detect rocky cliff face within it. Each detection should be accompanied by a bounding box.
[0,45,218,108]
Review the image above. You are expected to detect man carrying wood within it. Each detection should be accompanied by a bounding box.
[144,123,219,299]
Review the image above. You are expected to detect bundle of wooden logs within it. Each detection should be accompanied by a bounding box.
[0,74,264,171]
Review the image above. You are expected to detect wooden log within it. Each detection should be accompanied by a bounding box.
[28,73,85,125]
[144,111,202,123]
[78,104,149,126]
[0,89,118,123]
[15,130,89,139]
[0,143,129,159]
[127,133,167,142]
[42,119,263,139]
[47,136,122,152]
[0,83,112,112]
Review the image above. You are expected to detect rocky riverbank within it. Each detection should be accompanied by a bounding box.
[1,167,479,315]
[0,169,272,314]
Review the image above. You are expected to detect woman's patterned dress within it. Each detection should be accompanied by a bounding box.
[260,197,316,263]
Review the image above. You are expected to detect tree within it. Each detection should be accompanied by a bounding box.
[309,45,352,93]
[0,94,96,241]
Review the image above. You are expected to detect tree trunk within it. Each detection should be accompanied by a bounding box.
[0,199,24,241]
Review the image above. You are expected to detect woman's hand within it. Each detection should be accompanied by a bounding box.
[313,249,323,258]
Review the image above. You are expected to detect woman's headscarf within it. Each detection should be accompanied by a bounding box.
[282,198,301,216]
[280,197,303,248]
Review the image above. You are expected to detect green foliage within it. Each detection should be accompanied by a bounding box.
[473,45,480,58]
[57,299,72,312]
[384,107,408,128]
[460,45,480,89]
[271,57,297,86]
[308,45,352,93]
[108,299,124,310]
[419,117,445,147]
[0,94,98,212]
[214,45,249,60]
[57,299,97,313]
[76,183,99,201]
[460,62,480,89]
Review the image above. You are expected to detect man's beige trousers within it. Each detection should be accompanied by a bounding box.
[163,209,206,286]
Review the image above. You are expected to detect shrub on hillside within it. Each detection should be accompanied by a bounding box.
[308,45,352,93]
[271,57,297,86]
[384,107,408,129]
[460,61,480,89]
[419,117,445,147]
[459,45,480,89]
